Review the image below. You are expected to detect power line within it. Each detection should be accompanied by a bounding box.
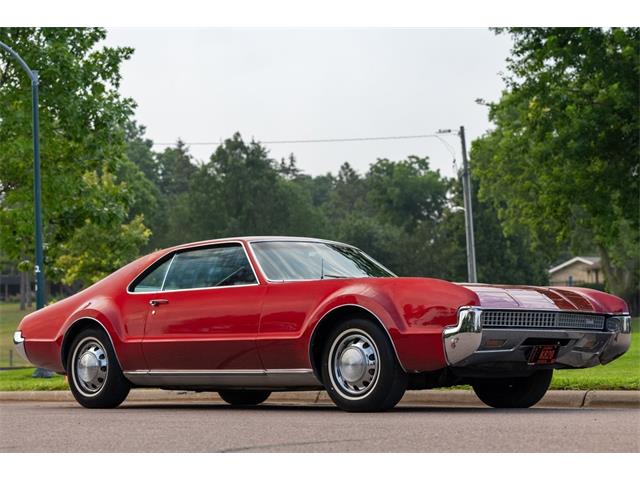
[154,132,456,147]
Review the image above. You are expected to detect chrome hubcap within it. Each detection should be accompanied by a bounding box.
[330,329,379,398]
[73,339,108,395]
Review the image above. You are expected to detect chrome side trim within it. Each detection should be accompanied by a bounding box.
[126,241,262,295]
[126,369,266,376]
[13,331,29,363]
[308,303,406,373]
[443,306,483,365]
[123,368,321,388]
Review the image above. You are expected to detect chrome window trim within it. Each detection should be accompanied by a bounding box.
[159,254,175,291]
[126,241,261,295]
[247,239,396,284]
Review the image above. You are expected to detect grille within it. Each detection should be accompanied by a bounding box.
[481,310,605,330]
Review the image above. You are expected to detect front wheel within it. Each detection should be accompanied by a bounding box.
[472,370,553,408]
[218,390,271,406]
[321,319,407,412]
[67,328,130,408]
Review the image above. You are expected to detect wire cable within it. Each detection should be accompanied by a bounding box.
[154,132,456,147]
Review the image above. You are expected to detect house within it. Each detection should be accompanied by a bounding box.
[548,256,602,287]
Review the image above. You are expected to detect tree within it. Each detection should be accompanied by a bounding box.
[0,28,150,289]
[473,28,639,309]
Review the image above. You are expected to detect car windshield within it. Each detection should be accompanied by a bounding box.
[251,241,394,281]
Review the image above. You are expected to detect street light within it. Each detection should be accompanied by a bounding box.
[437,126,478,283]
[0,42,46,306]
[1,41,50,378]
[0,42,44,309]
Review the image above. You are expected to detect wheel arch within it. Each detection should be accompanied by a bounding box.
[308,304,405,381]
[60,317,122,373]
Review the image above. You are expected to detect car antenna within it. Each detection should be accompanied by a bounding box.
[321,257,324,280]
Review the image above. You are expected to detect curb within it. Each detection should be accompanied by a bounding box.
[1,389,638,408]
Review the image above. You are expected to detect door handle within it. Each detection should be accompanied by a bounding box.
[149,299,169,307]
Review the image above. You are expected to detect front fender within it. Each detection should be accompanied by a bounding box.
[304,278,480,372]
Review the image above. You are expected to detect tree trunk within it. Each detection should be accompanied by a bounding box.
[598,245,638,314]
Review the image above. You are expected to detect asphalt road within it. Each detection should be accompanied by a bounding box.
[1,400,639,452]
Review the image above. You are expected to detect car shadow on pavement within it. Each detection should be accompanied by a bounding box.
[96,402,590,414]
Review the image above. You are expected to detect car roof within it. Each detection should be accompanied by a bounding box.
[165,236,354,251]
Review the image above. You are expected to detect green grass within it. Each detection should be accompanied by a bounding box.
[0,368,67,391]
[551,318,640,390]
[0,302,34,368]
[0,302,638,391]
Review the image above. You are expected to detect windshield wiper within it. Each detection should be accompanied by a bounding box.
[320,258,348,279]
[322,273,349,279]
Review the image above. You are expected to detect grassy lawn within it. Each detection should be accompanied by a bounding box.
[0,301,638,391]
[0,368,67,391]
[551,318,640,390]
[0,302,34,368]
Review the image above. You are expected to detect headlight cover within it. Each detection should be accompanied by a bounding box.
[606,316,631,334]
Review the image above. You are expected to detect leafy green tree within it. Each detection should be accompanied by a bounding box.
[163,133,327,243]
[473,28,639,308]
[0,28,150,288]
[366,156,448,232]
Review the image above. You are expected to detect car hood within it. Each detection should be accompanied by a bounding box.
[458,283,628,314]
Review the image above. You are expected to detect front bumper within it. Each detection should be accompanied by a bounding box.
[13,331,30,363]
[443,307,632,371]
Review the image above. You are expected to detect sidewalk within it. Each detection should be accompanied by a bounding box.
[1,389,638,408]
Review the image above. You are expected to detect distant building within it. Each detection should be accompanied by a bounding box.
[548,256,602,287]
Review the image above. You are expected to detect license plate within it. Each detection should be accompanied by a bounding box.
[528,345,559,365]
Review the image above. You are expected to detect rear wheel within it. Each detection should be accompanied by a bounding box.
[472,370,553,408]
[67,328,130,408]
[321,318,407,412]
[218,390,271,406]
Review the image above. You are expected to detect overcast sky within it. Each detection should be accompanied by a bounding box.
[105,28,513,178]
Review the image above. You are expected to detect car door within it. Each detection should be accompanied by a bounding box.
[138,242,266,371]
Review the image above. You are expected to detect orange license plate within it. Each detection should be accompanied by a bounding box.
[528,345,559,365]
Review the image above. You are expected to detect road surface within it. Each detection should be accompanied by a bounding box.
[1,400,638,452]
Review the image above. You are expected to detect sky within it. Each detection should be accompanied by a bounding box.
[105,28,513,178]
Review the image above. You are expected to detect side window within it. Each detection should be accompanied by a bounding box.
[162,244,257,290]
[132,257,172,293]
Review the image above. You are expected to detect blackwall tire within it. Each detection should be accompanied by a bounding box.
[472,370,553,408]
[321,318,407,412]
[218,390,271,406]
[67,327,130,409]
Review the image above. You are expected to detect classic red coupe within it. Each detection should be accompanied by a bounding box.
[14,236,631,411]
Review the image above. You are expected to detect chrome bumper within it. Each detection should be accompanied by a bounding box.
[443,308,632,370]
[443,307,483,364]
[13,331,30,363]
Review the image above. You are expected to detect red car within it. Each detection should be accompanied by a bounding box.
[14,236,631,411]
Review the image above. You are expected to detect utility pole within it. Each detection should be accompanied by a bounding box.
[458,125,477,283]
[0,41,46,308]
